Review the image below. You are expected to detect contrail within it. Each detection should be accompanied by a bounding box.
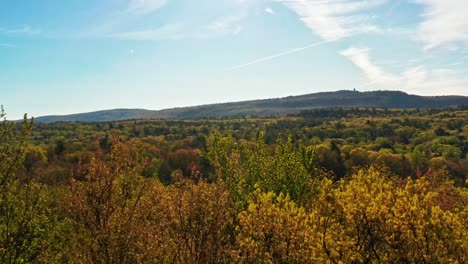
[226,39,335,71]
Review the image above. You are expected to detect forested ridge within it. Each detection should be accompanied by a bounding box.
[1,106,467,263]
[33,90,468,122]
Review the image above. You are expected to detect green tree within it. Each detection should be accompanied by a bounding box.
[0,107,53,263]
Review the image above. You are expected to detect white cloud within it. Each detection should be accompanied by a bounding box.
[414,0,468,49]
[340,47,400,86]
[111,14,244,41]
[209,15,242,31]
[447,61,465,67]
[233,25,243,35]
[92,0,250,40]
[207,11,247,36]
[341,46,468,95]
[0,26,41,36]
[265,7,275,15]
[277,0,385,41]
[128,0,168,14]
[402,67,468,95]
[110,23,184,40]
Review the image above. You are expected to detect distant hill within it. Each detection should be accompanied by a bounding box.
[33,90,468,123]
[34,109,158,123]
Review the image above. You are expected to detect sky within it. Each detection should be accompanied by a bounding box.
[1,0,468,119]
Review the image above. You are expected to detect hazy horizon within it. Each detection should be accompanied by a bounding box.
[2,0,468,119]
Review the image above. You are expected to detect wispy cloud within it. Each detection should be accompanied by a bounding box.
[110,15,245,41]
[447,61,465,67]
[128,0,168,14]
[109,23,185,40]
[85,0,169,38]
[93,0,250,41]
[227,39,335,71]
[341,47,400,86]
[110,1,249,41]
[265,7,275,15]
[414,0,468,49]
[341,46,468,95]
[233,25,243,35]
[277,0,385,41]
[0,26,41,36]
[207,12,246,36]
[0,43,16,48]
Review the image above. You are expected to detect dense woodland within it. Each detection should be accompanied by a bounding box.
[1,106,467,263]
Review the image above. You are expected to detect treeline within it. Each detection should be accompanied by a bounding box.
[24,107,468,186]
[0,107,467,263]
[295,105,468,119]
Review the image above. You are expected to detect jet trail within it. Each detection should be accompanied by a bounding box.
[226,39,335,71]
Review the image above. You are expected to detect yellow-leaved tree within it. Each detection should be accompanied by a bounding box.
[309,167,467,263]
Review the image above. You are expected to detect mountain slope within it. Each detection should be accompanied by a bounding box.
[33,109,158,123]
[33,90,468,122]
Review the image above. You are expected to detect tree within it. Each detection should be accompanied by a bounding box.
[234,190,314,263]
[204,132,319,206]
[157,179,236,263]
[0,107,52,263]
[309,167,467,263]
[66,136,149,264]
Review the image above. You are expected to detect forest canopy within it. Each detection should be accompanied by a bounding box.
[0,106,467,263]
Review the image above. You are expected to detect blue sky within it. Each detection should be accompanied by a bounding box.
[1,0,468,119]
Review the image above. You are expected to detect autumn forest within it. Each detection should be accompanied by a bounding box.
[1,106,467,263]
